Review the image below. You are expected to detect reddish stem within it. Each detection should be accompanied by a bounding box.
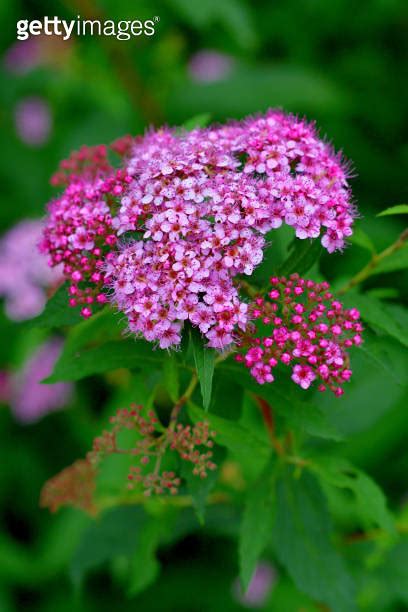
[255,396,284,455]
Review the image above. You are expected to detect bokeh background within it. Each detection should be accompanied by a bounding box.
[0,1,407,610]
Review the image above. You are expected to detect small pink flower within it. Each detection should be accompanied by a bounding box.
[291,364,316,389]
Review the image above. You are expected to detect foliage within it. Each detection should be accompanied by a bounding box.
[0,1,407,611]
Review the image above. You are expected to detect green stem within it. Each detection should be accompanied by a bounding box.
[169,373,198,425]
[98,491,230,512]
[339,228,408,294]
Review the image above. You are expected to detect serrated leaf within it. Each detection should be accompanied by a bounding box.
[188,402,271,463]
[312,456,396,535]
[239,462,275,589]
[355,332,406,386]
[261,384,342,441]
[342,293,408,348]
[29,283,84,329]
[45,338,164,383]
[219,362,341,440]
[277,238,323,276]
[70,506,146,586]
[190,327,216,411]
[377,204,408,217]
[272,469,356,612]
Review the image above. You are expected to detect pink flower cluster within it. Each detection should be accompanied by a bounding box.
[236,275,363,396]
[0,219,62,320]
[41,111,355,346]
[39,142,132,317]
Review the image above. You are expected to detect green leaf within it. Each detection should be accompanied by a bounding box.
[59,308,125,355]
[373,243,408,275]
[45,338,164,383]
[70,506,146,585]
[272,469,356,612]
[355,332,406,386]
[377,204,408,217]
[29,284,84,329]
[170,65,346,120]
[219,362,341,440]
[342,293,408,348]
[188,402,271,464]
[312,457,396,535]
[166,0,257,50]
[239,462,275,589]
[181,113,212,130]
[181,448,222,524]
[378,538,408,603]
[128,518,164,596]
[278,238,323,276]
[190,327,216,411]
[349,227,376,254]
[162,355,180,402]
[367,287,399,300]
[261,384,342,441]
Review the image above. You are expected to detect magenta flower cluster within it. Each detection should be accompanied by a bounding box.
[236,275,363,396]
[39,142,132,317]
[41,111,355,348]
[0,219,62,320]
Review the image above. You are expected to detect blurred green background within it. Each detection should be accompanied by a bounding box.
[0,1,407,610]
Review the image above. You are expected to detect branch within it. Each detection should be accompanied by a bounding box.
[339,228,408,294]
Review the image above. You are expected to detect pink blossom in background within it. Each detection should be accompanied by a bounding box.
[14,97,52,147]
[188,50,234,82]
[3,35,72,74]
[0,219,62,321]
[3,39,42,74]
[233,562,277,607]
[11,339,72,424]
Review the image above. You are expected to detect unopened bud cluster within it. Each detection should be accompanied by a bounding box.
[41,403,217,510]
[90,405,217,496]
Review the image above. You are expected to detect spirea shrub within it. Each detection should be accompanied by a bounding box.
[33,111,408,610]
